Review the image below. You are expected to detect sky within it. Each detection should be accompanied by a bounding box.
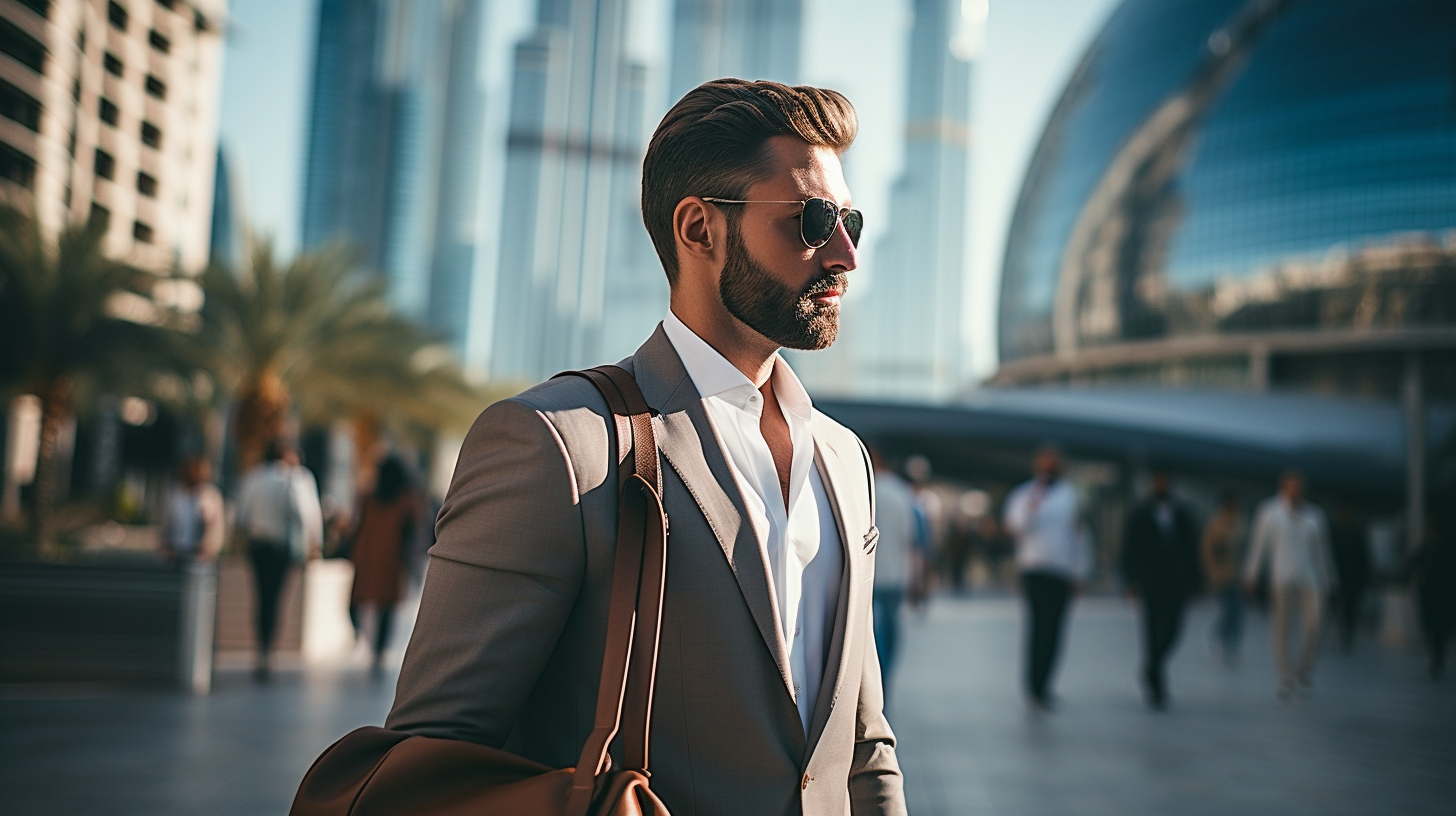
[217,0,1120,381]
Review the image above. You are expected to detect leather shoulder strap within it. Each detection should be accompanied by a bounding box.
[552,365,668,810]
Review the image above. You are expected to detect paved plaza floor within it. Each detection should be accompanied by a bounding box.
[2,595,1452,815]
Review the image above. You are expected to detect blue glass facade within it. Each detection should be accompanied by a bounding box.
[999,0,1456,365]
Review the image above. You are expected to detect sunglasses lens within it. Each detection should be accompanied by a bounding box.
[801,198,838,247]
[843,209,863,247]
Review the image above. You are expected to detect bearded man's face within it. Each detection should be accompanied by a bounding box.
[718,222,847,351]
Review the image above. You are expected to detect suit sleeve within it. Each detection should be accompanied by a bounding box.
[386,397,586,746]
[850,440,908,816]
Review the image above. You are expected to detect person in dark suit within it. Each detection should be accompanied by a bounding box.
[1121,469,1202,709]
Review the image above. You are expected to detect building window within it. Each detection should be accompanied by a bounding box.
[0,143,37,189]
[147,29,169,55]
[108,2,128,31]
[133,220,153,243]
[98,97,119,126]
[144,74,166,100]
[136,171,157,198]
[94,148,115,180]
[0,18,47,72]
[104,52,123,76]
[90,201,110,228]
[0,79,42,132]
[140,121,162,149]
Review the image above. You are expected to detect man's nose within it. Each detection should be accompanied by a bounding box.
[820,218,858,271]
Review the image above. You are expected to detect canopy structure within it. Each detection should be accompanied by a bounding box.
[817,388,1454,507]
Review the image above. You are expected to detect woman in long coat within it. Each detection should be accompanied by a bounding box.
[348,456,416,670]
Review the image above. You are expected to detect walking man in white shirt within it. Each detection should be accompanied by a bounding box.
[1244,470,1336,700]
[1003,444,1091,710]
[235,441,324,680]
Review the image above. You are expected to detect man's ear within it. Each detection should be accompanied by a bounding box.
[673,197,722,266]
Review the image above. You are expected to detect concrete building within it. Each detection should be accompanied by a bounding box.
[851,0,974,401]
[0,0,226,272]
[299,0,487,357]
[488,0,651,382]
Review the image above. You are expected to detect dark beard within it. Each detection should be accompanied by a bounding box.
[718,226,846,351]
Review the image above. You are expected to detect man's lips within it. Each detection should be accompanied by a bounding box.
[806,276,847,303]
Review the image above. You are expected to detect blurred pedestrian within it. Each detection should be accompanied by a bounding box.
[1411,512,1456,680]
[868,450,921,702]
[1243,470,1335,700]
[235,440,324,681]
[1004,444,1091,711]
[943,513,975,594]
[1120,469,1202,710]
[1329,506,1371,652]
[346,456,418,673]
[1201,492,1245,664]
[903,454,940,610]
[161,456,224,565]
[980,514,1014,590]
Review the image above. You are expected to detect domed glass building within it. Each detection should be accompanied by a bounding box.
[996,0,1456,398]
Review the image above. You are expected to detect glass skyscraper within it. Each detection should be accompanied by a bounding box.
[852,0,974,400]
[668,0,803,102]
[997,0,1456,397]
[488,0,652,383]
[299,0,487,357]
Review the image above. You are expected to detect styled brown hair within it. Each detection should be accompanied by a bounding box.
[641,79,858,284]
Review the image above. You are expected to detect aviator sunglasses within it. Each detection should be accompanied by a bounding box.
[701,197,864,249]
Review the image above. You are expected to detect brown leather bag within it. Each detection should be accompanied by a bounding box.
[289,365,671,816]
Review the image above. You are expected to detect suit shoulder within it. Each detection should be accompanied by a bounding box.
[507,373,612,416]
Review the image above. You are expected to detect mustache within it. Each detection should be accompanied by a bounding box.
[801,272,848,300]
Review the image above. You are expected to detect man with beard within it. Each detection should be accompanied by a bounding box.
[383,80,904,815]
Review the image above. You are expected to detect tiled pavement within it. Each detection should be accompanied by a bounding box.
[2,595,1452,815]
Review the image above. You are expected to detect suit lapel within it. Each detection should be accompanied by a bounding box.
[627,326,796,699]
[803,420,862,756]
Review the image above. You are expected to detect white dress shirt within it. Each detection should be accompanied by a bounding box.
[1243,497,1335,592]
[1003,477,1091,581]
[662,311,843,734]
[235,462,324,558]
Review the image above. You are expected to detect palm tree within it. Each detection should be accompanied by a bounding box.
[196,239,486,477]
[0,205,173,552]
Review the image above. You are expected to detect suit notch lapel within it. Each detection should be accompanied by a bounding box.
[634,327,797,700]
[804,428,862,756]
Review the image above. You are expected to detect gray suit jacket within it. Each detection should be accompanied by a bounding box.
[387,326,906,815]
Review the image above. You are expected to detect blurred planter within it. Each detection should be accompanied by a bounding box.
[0,560,217,693]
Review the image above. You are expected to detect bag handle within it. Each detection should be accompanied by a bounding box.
[554,365,667,813]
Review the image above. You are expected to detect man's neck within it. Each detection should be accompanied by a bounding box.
[669,299,778,387]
